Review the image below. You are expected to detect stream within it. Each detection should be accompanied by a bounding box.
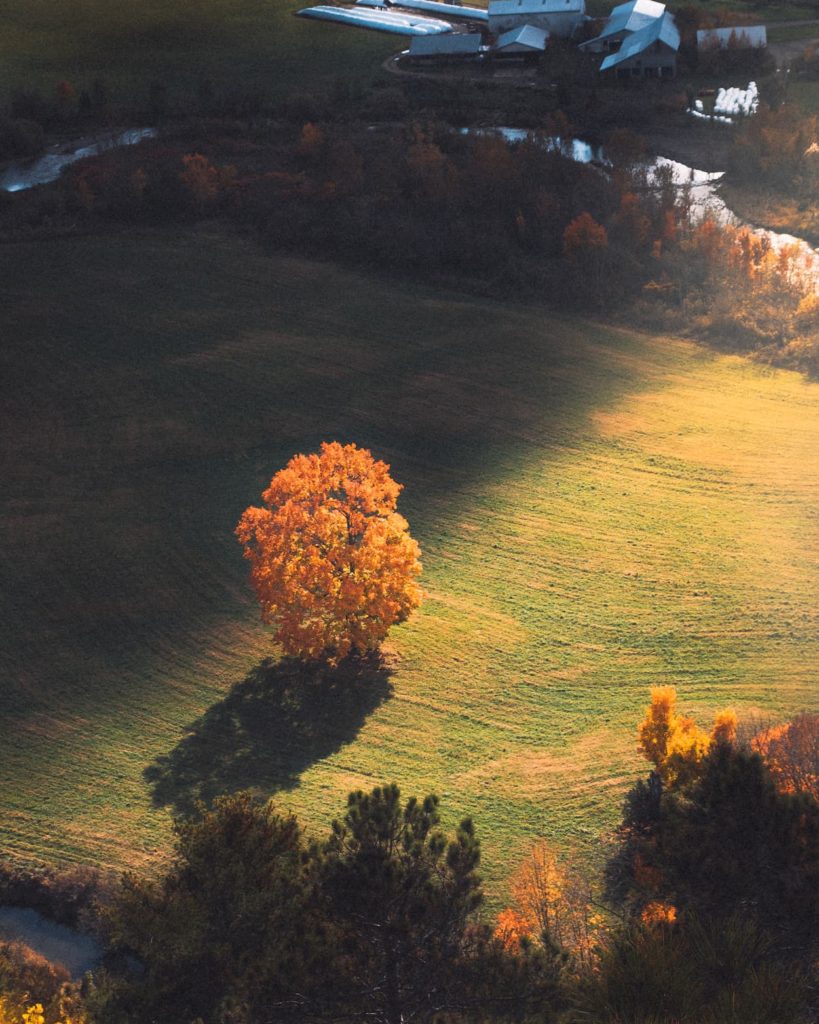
[0,127,156,193]
[2,123,817,284]
[483,127,819,285]
[0,906,102,979]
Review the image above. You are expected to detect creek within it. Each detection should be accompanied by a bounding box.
[0,905,103,979]
[0,128,156,193]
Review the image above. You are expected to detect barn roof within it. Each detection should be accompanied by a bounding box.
[298,5,453,34]
[580,0,663,48]
[600,10,679,68]
[601,0,664,36]
[495,22,549,48]
[387,0,489,21]
[489,0,585,18]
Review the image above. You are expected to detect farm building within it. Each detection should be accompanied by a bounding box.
[409,31,484,58]
[487,0,585,38]
[298,4,454,33]
[494,23,549,53]
[696,25,767,50]
[580,0,664,53]
[381,0,489,21]
[600,10,679,76]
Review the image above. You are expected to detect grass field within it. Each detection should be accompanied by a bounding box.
[0,0,397,105]
[3,0,819,109]
[1,226,818,902]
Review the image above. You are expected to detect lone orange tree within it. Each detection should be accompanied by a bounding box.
[236,442,423,662]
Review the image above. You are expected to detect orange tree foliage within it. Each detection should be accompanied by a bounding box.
[637,687,736,788]
[562,212,608,259]
[236,442,423,662]
[639,900,677,927]
[493,908,535,953]
[752,713,819,800]
[495,842,601,967]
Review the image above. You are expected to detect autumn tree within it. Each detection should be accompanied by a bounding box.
[316,784,563,1024]
[752,712,819,800]
[608,739,819,950]
[236,442,423,662]
[637,686,735,788]
[562,211,608,260]
[497,841,600,967]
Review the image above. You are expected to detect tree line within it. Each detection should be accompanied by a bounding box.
[3,112,816,375]
[0,690,817,1024]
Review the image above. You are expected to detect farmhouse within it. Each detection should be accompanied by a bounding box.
[600,10,679,77]
[487,0,585,38]
[697,25,767,50]
[580,0,665,53]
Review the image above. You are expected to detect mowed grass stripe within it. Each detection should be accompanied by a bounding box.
[1,226,817,902]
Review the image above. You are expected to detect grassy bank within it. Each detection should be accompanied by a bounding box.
[720,180,819,247]
[1,226,817,901]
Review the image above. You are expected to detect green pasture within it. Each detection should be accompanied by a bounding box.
[767,21,819,41]
[1,227,818,901]
[3,0,819,112]
[0,0,396,106]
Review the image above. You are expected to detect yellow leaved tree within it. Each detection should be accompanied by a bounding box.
[494,842,601,967]
[236,442,423,663]
[0,1002,84,1024]
[637,686,737,788]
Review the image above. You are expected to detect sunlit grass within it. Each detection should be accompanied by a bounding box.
[0,227,817,904]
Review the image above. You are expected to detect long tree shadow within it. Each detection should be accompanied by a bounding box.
[144,653,393,816]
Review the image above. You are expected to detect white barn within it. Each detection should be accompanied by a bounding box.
[580,0,664,53]
[488,0,585,38]
[600,10,679,76]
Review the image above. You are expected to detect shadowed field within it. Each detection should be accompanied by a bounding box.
[1,225,817,898]
[0,0,396,104]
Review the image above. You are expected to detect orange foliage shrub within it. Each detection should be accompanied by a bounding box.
[493,908,534,952]
[297,122,324,159]
[752,713,819,800]
[179,153,235,206]
[236,442,423,662]
[563,211,608,259]
[710,709,737,747]
[640,900,677,926]
[500,842,601,966]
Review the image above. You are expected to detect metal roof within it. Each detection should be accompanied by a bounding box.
[386,0,489,20]
[580,0,663,47]
[409,30,484,52]
[600,0,664,37]
[495,23,549,48]
[489,0,585,18]
[600,10,679,68]
[298,5,453,33]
